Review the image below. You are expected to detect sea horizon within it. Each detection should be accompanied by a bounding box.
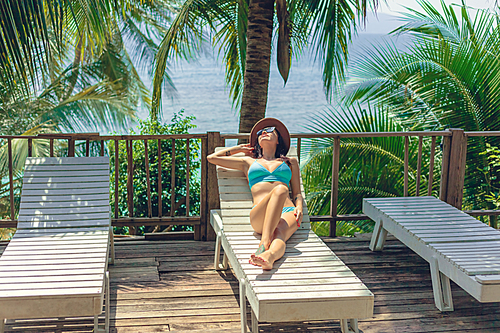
[136,14,408,135]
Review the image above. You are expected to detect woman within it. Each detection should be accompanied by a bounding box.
[207,118,304,270]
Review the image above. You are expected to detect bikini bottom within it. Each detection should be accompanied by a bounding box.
[251,205,295,215]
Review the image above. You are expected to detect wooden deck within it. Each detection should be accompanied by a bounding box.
[1,235,500,332]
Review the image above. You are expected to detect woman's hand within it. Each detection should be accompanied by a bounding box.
[237,143,254,156]
[293,208,303,227]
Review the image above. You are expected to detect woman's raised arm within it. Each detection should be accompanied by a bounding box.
[207,144,254,171]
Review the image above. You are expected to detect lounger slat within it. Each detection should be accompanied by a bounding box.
[249,277,362,287]
[17,221,111,229]
[253,283,368,294]
[25,164,109,171]
[13,228,109,235]
[257,289,374,302]
[0,268,105,278]
[21,188,109,196]
[245,271,359,281]
[219,193,253,201]
[224,229,312,236]
[11,234,109,242]
[20,200,109,209]
[25,157,109,164]
[6,242,108,250]
[432,241,500,249]
[475,275,500,284]
[397,218,479,224]
[18,212,110,221]
[20,194,110,203]
[0,280,105,291]
[243,266,352,275]
[422,235,500,244]
[403,224,491,230]
[25,176,109,184]
[391,213,468,219]
[233,249,334,258]
[439,247,500,254]
[0,252,107,261]
[221,207,310,216]
[19,206,109,216]
[0,274,104,284]
[0,262,106,271]
[0,257,107,266]
[22,181,109,190]
[416,230,500,237]
[24,170,109,178]
[240,260,346,270]
[0,287,102,298]
[222,216,311,224]
[232,239,326,247]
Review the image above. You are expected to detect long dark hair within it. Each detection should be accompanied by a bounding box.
[253,129,291,166]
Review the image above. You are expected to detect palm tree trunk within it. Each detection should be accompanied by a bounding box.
[238,0,274,135]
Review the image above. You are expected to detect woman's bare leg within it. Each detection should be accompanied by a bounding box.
[249,184,289,251]
[252,212,298,270]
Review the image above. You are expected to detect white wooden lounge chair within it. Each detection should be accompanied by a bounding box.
[364,196,500,312]
[0,157,114,333]
[210,147,374,333]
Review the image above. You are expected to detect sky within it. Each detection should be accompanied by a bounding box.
[355,0,498,34]
[379,0,496,14]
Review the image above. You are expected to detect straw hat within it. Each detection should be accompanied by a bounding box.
[249,118,290,155]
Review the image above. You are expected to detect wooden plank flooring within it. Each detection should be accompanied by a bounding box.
[1,236,500,332]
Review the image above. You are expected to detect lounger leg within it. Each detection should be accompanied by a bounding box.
[340,319,359,333]
[214,232,228,270]
[105,271,110,332]
[222,252,229,270]
[369,219,387,251]
[215,232,222,270]
[430,256,453,311]
[239,278,248,333]
[251,309,259,333]
[109,225,115,265]
[94,272,110,333]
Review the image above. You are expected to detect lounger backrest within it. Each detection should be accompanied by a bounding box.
[18,157,110,230]
[215,147,310,232]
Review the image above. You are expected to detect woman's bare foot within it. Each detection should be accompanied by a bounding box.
[252,250,274,270]
[249,238,272,266]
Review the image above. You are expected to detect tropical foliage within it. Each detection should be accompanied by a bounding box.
[0,1,180,237]
[151,0,381,132]
[344,0,500,213]
[303,103,441,236]
[304,0,500,235]
[109,111,201,235]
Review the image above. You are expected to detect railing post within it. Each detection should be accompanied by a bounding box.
[68,138,75,157]
[198,136,208,241]
[439,129,467,209]
[206,132,222,241]
[329,137,340,237]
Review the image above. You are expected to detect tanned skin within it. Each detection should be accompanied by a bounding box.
[207,129,303,270]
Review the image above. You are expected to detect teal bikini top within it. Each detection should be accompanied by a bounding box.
[248,160,292,189]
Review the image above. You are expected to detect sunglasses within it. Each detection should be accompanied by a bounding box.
[257,126,276,137]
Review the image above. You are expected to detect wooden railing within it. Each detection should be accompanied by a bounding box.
[0,133,211,240]
[219,130,454,237]
[1,129,500,240]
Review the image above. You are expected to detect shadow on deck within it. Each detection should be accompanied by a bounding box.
[1,236,500,333]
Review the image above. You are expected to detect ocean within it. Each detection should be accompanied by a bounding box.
[138,14,407,135]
